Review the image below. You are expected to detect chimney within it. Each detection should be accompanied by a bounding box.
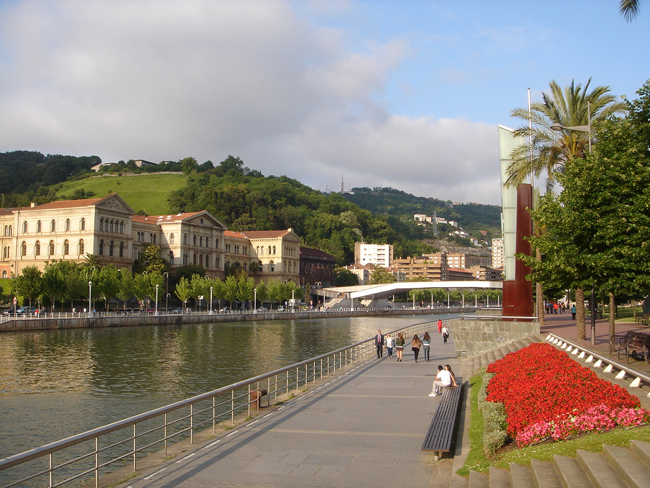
[30,202,37,208]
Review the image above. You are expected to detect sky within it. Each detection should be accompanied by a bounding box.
[0,1,648,206]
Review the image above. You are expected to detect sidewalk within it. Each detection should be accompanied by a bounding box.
[120,333,460,488]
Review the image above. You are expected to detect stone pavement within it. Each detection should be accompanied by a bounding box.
[123,330,461,488]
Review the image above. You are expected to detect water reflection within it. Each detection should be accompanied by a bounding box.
[0,314,454,459]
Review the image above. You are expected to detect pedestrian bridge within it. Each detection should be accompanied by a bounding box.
[318,281,502,300]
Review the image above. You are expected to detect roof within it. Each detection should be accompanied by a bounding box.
[132,215,162,227]
[242,230,292,239]
[224,230,248,240]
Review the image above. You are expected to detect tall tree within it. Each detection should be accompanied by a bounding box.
[174,277,192,312]
[620,0,640,21]
[506,79,627,189]
[15,266,43,308]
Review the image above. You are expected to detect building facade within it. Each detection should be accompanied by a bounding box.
[299,246,336,288]
[491,237,504,270]
[354,242,393,268]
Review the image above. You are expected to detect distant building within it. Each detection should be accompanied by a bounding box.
[354,242,393,268]
[300,246,335,288]
[344,263,371,285]
[134,159,156,168]
[492,237,504,270]
[467,265,503,281]
[244,229,301,284]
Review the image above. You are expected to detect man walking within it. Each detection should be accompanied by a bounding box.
[376,330,384,358]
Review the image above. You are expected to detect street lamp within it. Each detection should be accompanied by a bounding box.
[210,286,213,315]
[88,281,92,316]
[254,288,257,314]
[155,284,159,316]
[551,101,595,345]
[163,272,169,312]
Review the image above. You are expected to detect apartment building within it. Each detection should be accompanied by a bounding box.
[354,242,393,268]
[491,237,504,270]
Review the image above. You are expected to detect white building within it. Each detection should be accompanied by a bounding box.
[354,242,393,268]
[491,237,504,270]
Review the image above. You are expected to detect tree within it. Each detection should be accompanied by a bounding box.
[369,266,396,284]
[15,266,43,308]
[116,270,135,310]
[136,245,168,275]
[267,279,285,310]
[236,276,256,310]
[96,265,121,312]
[255,281,269,309]
[42,261,67,312]
[620,0,640,21]
[506,79,627,189]
[224,275,239,309]
[132,273,152,310]
[174,277,192,311]
[180,157,199,175]
[190,274,210,311]
[334,268,359,287]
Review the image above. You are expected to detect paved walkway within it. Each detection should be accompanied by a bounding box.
[122,331,461,488]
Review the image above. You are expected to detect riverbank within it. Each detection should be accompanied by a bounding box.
[0,307,477,332]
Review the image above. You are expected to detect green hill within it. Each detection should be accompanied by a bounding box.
[55,173,186,215]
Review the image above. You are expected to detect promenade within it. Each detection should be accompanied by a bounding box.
[111,332,462,488]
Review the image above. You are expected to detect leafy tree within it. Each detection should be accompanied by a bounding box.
[506,79,627,189]
[267,279,285,310]
[148,271,165,310]
[190,274,210,311]
[224,275,239,309]
[116,270,135,310]
[96,265,121,312]
[255,281,269,309]
[180,157,199,175]
[136,245,168,275]
[208,277,225,310]
[42,261,67,312]
[334,268,359,286]
[132,273,152,310]
[15,266,43,308]
[174,277,192,311]
[237,276,256,310]
[370,267,396,284]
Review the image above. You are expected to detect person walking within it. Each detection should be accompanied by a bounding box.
[395,332,405,362]
[441,324,449,344]
[386,333,394,358]
[411,334,422,363]
[571,304,576,320]
[375,330,384,359]
[437,318,443,334]
[422,332,431,362]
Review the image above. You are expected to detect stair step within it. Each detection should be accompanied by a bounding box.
[487,350,497,364]
[450,473,470,488]
[480,353,489,369]
[469,470,489,488]
[577,449,628,488]
[531,458,563,488]
[488,466,511,488]
[604,444,650,488]
[553,454,592,488]
[505,342,518,353]
[631,440,650,468]
[498,345,510,358]
[509,463,535,488]
[494,347,505,360]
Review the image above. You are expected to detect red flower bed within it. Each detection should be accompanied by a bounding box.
[486,342,640,439]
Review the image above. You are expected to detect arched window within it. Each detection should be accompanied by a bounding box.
[215,256,220,268]
[80,218,85,231]
[184,234,188,245]
[268,246,271,255]
[193,235,197,246]
[273,246,276,255]
[79,239,84,255]
[215,238,220,249]
[193,253,197,265]
[37,220,42,232]
[169,251,174,264]
[119,242,124,257]
[199,254,203,267]
[170,233,175,245]
[109,241,114,257]
[99,239,104,255]
[21,241,26,256]
[110,220,114,233]
[23,221,28,233]
[183,253,188,265]
[200,236,203,247]
[8,225,12,236]
[206,238,210,248]
[153,234,156,244]
[119,222,124,234]
[49,240,55,256]
[1,270,6,279]
[65,219,70,231]
[270,260,275,272]
[63,240,69,255]
[51,220,56,232]
[35,241,41,256]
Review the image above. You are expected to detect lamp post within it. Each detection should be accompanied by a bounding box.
[210,286,213,315]
[551,101,595,344]
[163,272,169,312]
[254,288,257,314]
[88,281,92,316]
[155,284,159,316]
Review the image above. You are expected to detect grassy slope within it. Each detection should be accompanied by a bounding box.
[55,174,186,215]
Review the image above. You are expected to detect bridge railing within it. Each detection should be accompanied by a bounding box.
[0,319,441,488]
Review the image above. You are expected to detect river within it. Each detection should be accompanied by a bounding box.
[0,313,458,461]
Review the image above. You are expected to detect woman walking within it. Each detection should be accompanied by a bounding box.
[441,324,449,344]
[411,334,422,363]
[422,332,431,362]
[395,332,405,362]
[386,333,395,358]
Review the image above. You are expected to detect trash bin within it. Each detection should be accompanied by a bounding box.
[250,389,268,411]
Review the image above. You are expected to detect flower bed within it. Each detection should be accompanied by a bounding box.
[486,342,649,447]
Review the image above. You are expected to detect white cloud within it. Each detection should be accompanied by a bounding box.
[0,0,502,205]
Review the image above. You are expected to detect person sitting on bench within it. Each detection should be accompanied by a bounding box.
[429,364,457,397]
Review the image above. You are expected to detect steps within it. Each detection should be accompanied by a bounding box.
[465,334,543,377]
[463,441,650,488]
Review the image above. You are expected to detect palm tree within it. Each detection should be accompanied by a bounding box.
[505,79,627,189]
[620,0,640,21]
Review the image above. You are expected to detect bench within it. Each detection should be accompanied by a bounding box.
[617,331,650,364]
[421,377,463,460]
[635,313,650,326]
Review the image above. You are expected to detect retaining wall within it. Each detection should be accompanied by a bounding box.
[449,317,539,358]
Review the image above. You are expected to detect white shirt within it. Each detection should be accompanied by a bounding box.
[436,370,452,386]
[386,337,394,348]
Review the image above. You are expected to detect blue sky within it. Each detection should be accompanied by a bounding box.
[0,0,647,205]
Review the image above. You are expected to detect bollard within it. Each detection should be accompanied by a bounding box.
[249,389,268,411]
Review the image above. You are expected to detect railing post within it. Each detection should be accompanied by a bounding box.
[320,358,323,381]
[164,413,168,456]
[190,404,194,444]
[231,390,235,425]
[274,375,278,404]
[247,384,251,418]
[49,452,53,488]
[95,437,99,488]
[212,397,216,433]
[286,370,289,395]
[133,424,137,471]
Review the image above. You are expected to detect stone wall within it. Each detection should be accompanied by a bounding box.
[449,317,539,358]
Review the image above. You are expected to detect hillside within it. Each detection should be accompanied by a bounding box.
[55,173,186,215]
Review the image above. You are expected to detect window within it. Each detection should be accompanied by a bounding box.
[153,234,156,244]
[63,240,69,255]
[270,260,275,272]
[1,270,6,279]
[200,236,203,247]
[21,241,26,257]
[51,220,56,232]
[120,222,124,234]
[65,219,70,231]
[170,233,175,245]
[193,253,197,265]
[169,251,174,264]
[99,239,104,255]
[215,238,220,249]
[206,238,210,248]
[183,253,188,265]
[193,235,197,246]
[184,234,188,245]
[80,218,85,231]
[79,239,84,255]
[35,241,41,256]
[2,246,9,258]
[273,246,276,255]
[199,254,203,267]
[109,241,114,257]
[110,221,114,233]
[268,246,271,255]
[22,221,28,234]
[215,256,220,268]
[119,242,124,258]
[37,220,42,233]
[49,240,55,256]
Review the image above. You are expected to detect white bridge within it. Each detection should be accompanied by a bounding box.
[316,281,503,301]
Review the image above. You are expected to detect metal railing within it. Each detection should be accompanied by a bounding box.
[0,319,439,488]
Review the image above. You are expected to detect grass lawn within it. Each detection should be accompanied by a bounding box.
[55,174,186,215]
[458,372,650,476]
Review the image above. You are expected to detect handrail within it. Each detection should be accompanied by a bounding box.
[545,333,650,391]
[459,314,538,321]
[0,318,444,487]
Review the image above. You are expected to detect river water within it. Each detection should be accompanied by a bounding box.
[0,313,457,461]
